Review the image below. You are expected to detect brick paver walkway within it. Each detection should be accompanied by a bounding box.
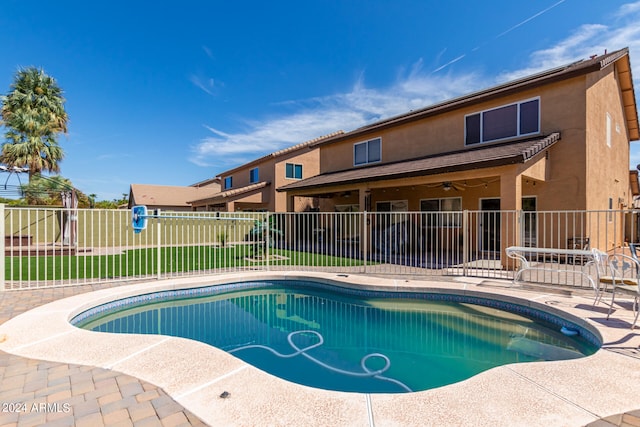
[0,281,638,427]
[0,283,208,427]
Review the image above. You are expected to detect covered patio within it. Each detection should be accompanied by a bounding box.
[278,133,560,266]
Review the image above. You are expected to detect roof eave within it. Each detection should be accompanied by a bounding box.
[278,156,526,193]
[189,181,270,204]
[630,170,640,196]
[217,131,344,177]
[280,133,559,193]
[614,52,639,141]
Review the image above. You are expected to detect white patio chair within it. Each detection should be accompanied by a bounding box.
[606,253,640,329]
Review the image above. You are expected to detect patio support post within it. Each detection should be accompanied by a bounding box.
[286,195,294,213]
[462,210,469,276]
[500,170,523,269]
[359,188,371,272]
[0,204,4,291]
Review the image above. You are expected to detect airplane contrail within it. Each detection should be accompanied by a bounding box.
[433,0,568,73]
[495,0,567,39]
[432,55,466,73]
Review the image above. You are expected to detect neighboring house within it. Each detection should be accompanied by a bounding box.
[279,48,639,252]
[128,178,221,212]
[631,170,640,209]
[189,132,344,212]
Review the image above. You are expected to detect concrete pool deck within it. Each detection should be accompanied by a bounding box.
[0,272,639,426]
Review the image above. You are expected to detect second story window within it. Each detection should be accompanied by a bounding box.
[249,167,259,183]
[465,98,540,145]
[224,176,232,189]
[285,163,303,179]
[354,137,381,166]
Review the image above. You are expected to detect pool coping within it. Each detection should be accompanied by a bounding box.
[1,271,639,427]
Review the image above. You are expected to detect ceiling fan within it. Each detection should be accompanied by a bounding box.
[425,181,467,191]
[441,181,465,191]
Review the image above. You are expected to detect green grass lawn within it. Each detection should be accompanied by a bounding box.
[5,244,366,281]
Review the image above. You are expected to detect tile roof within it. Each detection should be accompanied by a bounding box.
[129,184,207,208]
[279,133,560,192]
[218,131,344,176]
[189,181,270,204]
[190,177,221,188]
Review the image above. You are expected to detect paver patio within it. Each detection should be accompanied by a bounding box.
[0,278,639,426]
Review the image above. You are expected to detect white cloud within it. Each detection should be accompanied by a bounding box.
[497,24,609,82]
[191,1,640,171]
[616,1,640,17]
[190,108,367,167]
[500,2,640,83]
[189,66,483,169]
[497,0,640,171]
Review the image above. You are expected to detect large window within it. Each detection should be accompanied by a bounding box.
[224,176,232,189]
[420,197,462,227]
[354,137,381,166]
[465,98,540,145]
[249,167,259,183]
[285,163,303,179]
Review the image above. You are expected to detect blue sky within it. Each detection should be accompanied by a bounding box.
[1,0,640,201]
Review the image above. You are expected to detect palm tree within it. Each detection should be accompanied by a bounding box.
[0,67,68,180]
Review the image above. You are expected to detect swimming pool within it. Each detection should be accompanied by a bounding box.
[72,279,599,393]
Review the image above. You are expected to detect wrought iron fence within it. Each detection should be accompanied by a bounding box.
[1,205,637,290]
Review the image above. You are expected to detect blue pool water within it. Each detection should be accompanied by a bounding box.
[72,280,599,393]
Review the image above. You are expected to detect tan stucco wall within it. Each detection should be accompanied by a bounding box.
[314,74,600,214]
[320,80,583,174]
[222,159,276,195]
[274,150,320,212]
[583,65,632,248]
[219,148,320,212]
[288,63,636,253]
[586,66,631,210]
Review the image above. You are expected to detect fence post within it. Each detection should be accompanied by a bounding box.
[462,210,468,277]
[266,212,270,272]
[363,211,368,274]
[518,209,524,248]
[0,204,4,291]
[156,209,162,280]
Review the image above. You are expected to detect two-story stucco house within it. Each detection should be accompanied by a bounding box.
[189,132,343,212]
[279,48,639,252]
